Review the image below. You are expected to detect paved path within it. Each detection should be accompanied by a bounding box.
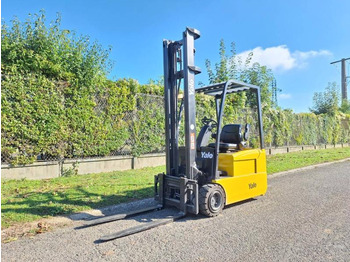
[2,160,350,262]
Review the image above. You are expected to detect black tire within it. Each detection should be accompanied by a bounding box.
[199,184,225,217]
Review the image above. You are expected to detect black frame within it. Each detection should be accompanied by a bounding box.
[196,80,265,179]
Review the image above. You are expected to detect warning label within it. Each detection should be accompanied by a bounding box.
[190,133,195,150]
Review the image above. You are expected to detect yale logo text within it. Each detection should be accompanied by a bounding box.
[201,152,213,159]
[248,182,257,189]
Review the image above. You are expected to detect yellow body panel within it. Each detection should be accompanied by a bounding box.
[212,149,267,205]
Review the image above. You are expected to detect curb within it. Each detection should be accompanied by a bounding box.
[268,158,350,180]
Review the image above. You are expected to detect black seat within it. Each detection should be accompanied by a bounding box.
[209,124,249,152]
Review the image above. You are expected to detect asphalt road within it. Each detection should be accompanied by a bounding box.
[2,160,350,262]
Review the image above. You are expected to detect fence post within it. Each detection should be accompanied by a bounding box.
[58,157,63,177]
[132,157,136,169]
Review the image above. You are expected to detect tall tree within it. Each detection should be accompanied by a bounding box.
[1,11,115,164]
[205,39,276,109]
[310,82,339,115]
[339,99,350,114]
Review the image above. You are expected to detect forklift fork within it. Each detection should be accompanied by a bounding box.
[82,205,163,228]
[79,173,198,241]
[99,212,185,242]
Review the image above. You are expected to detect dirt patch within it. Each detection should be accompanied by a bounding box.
[1,198,157,243]
[1,216,74,243]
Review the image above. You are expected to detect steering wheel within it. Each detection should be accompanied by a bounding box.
[201,117,217,128]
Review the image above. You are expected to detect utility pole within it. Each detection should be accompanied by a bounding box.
[330,57,350,102]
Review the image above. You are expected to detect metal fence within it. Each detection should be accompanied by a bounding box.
[1,93,166,164]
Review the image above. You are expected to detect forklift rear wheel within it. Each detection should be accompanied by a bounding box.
[199,184,225,217]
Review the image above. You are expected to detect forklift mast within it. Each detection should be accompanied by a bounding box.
[163,28,201,180]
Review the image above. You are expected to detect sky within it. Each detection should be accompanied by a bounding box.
[2,0,350,112]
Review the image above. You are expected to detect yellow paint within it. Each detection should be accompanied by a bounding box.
[212,149,267,205]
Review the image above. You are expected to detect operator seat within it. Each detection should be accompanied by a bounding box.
[209,124,250,152]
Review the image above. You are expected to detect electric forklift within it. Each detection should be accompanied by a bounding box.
[83,27,267,241]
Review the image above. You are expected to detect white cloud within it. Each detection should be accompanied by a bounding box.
[236,45,332,72]
[279,93,292,100]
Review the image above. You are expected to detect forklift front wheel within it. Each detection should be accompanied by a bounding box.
[199,184,225,217]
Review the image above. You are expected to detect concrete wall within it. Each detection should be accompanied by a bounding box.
[1,144,349,180]
[1,153,166,180]
[1,161,60,180]
[133,154,166,169]
[62,156,134,175]
[61,154,166,175]
[302,145,316,151]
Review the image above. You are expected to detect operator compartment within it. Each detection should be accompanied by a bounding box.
[210,122,266,177]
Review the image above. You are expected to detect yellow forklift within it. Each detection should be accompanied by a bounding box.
[83,28,267,241]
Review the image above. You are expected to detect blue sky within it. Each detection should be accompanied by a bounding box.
[2,0,349,112]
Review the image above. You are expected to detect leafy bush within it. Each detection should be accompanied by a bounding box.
[1,12,130,164]
[2,12,349,166]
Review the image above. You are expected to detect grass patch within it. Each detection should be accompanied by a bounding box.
[1,166,165,228]
[2,147,349,228]
[267,147,350,174]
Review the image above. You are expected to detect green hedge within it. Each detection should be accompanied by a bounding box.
[2,12,349,165]
[1,76,166,164]
[1,12,167,164]
[263,109,350,147]
[2,74,349,165]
